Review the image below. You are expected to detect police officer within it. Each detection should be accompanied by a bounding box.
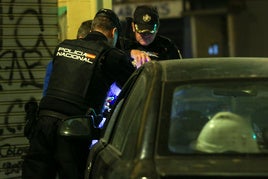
[43,19,93,96]
[76,19,93,39]
[119,5,182,66]
[22,9,141,179]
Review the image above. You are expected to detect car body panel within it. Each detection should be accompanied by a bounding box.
[85,58,268,178]
[155,156,268,177]
[161,58,268,82]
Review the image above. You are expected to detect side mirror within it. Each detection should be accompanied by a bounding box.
[58,115,100,140]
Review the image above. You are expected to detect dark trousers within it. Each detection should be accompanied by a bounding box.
[22,115,90,179]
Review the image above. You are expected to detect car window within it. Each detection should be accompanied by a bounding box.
[101,67,144,142]
[110,73,148,154]
[166,81,268,154]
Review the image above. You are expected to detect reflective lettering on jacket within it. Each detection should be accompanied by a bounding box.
[56,47,96,63]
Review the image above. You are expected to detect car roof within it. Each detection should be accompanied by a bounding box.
[154,57,268,82]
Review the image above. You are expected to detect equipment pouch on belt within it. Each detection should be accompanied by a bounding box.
[24,100,39,140]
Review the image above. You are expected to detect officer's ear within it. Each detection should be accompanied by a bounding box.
[111,27,119,46]
[131,22,135,32]
[112,27,118,38]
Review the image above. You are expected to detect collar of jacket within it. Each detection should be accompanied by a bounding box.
[83,31,108,42]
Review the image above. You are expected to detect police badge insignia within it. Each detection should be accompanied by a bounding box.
[143,14,151,22]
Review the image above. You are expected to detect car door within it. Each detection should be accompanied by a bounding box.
[86,66,150,178]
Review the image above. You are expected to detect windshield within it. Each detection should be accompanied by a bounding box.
[166,81,268,154]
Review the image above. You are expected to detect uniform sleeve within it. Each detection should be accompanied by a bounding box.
[166,39,182,59]
[102,49,136,88]
[42,60,53,96]
[158,35,182,60]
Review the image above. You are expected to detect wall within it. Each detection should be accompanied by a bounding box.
[183,0,268,58]
[191,13,227,57]
[59,0,112,40]
[0,0,58,178]
[232,0,268,57]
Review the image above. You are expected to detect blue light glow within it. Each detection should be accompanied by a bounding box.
[106,82,121,105]
[208,43,219,55]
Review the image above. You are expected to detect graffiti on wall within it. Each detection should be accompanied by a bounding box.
[0,0,57,178]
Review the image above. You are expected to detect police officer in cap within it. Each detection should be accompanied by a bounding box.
[119,5,182,65]
[22,9,144,179]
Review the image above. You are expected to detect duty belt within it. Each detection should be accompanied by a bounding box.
[38,110,68,120]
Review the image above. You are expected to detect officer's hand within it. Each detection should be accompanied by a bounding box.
[131,49,151,68]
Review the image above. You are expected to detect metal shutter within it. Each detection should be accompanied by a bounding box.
[0,0,58,178]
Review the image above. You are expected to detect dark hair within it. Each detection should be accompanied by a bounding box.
[76,20,92,39]
[92,8,121,35]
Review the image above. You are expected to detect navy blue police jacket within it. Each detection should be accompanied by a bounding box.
[39,31,135,116]
[120,35,182,61]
